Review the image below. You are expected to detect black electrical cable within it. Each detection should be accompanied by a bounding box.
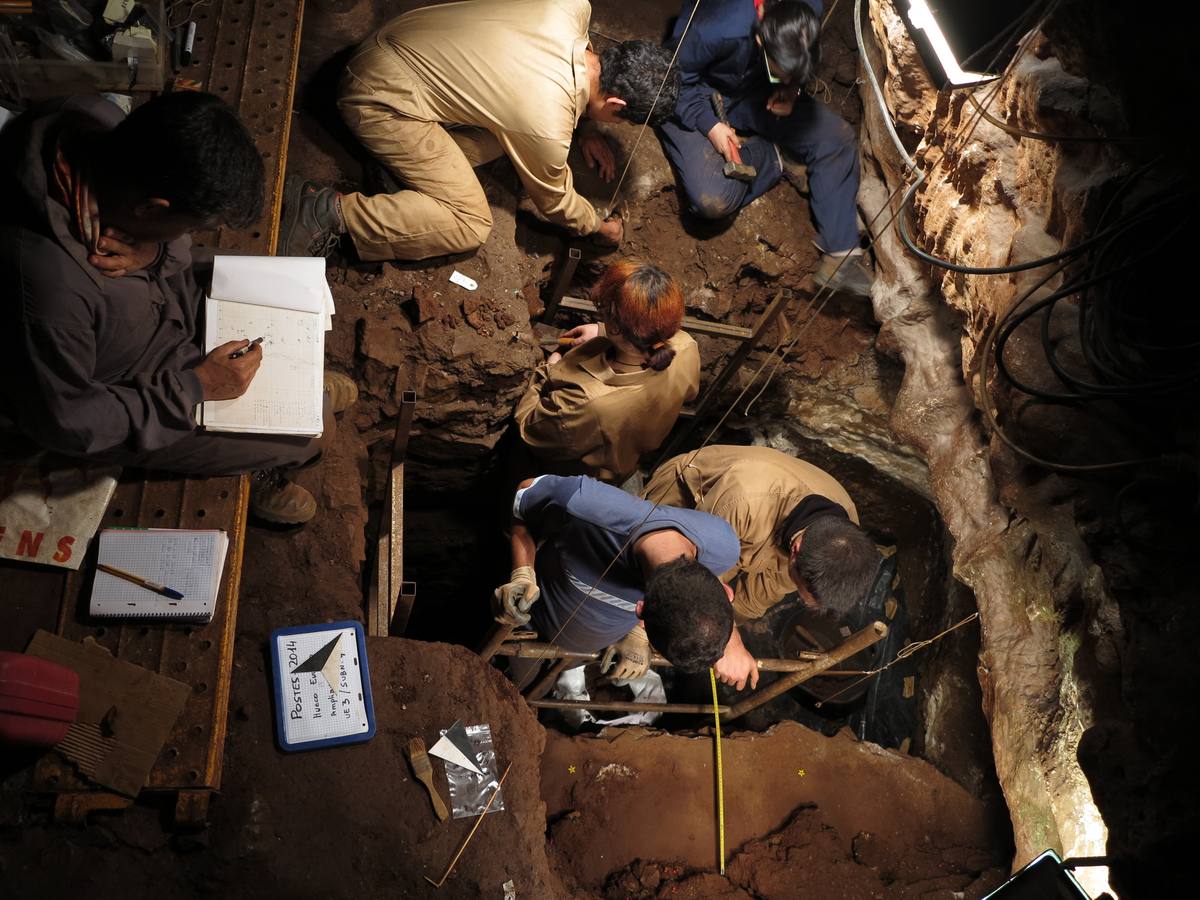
[962,94,1151,146]
[856,0,1191,472]
[897,190,1116,275]
[993,205,1197,402]
[979,191,1199,471]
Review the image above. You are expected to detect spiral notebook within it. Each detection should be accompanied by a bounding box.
[88,528,229,622]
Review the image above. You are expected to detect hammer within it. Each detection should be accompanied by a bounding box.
[711,92,757,183]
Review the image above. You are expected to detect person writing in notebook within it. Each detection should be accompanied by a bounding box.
[0,92,356,525]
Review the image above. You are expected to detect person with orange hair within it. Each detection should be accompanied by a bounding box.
[514,261,699,485]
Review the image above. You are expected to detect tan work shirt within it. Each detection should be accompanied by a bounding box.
[374,0,600,234]
[642,445,859,621]
[515,332,700,484]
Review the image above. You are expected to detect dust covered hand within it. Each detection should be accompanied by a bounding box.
[600,622,652,682]
[492,565,540,626]
[713,631,760,692]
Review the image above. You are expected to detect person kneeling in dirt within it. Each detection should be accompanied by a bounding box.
[514,261,699,486]
[660,0,874,297]
[642,445,880,623]
[280,0,679,261]
[493,474,763,692]
[0,93,358,526]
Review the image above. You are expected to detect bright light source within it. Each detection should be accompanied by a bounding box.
[907,0,987,86]
[900,0,1041,89]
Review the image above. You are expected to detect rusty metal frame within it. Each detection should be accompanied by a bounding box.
[540,242,583,322]
[495,641,823,670]
[481,621,887,720]
[544,282,797,455]
[369,391,418,636]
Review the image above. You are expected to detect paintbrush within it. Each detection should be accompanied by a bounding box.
[96,563,184,600]
[406,737,449,821]
[539,336,575,347]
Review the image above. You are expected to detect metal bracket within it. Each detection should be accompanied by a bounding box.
[369,390,417,637]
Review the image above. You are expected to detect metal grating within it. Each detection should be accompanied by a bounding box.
[187,0,306,255]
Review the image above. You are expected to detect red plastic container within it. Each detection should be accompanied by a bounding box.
[0,651,80,748]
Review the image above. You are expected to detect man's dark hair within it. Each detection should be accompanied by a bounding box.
[792,516,881,617]
[95,91,265,228]
[640,556,733,672]
[599,41,680,127]
[755,0,822,86]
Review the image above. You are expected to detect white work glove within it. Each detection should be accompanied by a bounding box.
[492,566,539,626]
[600,622,652,682]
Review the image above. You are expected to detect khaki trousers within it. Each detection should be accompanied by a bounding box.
[337,37,504,261]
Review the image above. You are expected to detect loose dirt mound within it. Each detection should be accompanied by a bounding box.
[543,722,1007,897]
[0,639,566,899]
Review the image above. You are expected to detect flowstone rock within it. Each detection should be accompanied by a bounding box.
[853,1,1163,894]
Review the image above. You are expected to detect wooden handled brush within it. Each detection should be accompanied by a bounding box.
[406,737,449,822]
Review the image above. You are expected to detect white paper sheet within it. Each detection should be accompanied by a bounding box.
[202,299,324,435]
[199,256,334,435]
[210,255,335,321]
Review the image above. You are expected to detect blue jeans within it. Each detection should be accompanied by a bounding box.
[658,93,861,253]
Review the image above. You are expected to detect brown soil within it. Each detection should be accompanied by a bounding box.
[1,638,566,899]
[542,723,1007,897]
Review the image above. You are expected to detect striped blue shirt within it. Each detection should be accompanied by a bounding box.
[515,475,740,652]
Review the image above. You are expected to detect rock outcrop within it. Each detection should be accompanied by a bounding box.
[854,2,1185,895]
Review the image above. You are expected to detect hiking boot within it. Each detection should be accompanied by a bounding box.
[279,175,345,258]
[324,371,359,415]
[250,469,317,525]
[814,251,875,299]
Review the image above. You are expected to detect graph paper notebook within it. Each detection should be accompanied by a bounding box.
[88,528,229,622]
[198,255,336,437]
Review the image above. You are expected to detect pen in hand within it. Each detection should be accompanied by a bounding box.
[229,336,265,359]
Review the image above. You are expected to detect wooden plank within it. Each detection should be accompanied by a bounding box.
[370,393,417,636]
[187,0,306,256]
[557,296,756,341]
[34,474,248,807]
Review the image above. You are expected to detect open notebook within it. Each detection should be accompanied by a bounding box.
[89,528,229,622]
[199,256,336,437]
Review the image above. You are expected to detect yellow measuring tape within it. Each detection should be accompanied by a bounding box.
[709,668,726,875]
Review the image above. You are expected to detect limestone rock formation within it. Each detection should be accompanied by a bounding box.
[852,1,1181,894]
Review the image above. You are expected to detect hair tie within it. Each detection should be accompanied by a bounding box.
[650,341,667,351]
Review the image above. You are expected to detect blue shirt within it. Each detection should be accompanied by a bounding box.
[670,0,824,134]
[515,475,740,652]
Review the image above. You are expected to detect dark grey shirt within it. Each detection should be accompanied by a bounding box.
[0,97,205,458]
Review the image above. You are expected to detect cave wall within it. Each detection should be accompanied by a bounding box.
[855,1,1136,894]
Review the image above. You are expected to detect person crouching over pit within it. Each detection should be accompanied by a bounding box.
[514,261,699,486]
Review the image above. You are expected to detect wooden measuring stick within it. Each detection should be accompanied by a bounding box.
[406,737,449,822]
[424,763,513,888]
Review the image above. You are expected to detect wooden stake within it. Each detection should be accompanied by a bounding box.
[424,763,513,889]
